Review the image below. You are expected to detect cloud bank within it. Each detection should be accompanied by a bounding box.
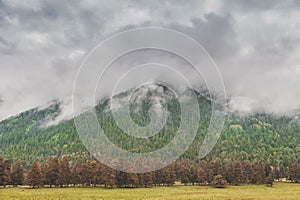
[1,0,300,121]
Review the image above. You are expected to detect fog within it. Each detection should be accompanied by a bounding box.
[1,0,300,121]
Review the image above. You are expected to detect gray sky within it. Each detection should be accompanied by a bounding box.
[1,0,300,121]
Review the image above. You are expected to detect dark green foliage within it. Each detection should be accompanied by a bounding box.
[0,89,299,168]
[1,87,298,189]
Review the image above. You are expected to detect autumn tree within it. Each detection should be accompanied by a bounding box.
[70,159,83,186]
[116,170,127,187]
[207,166,215,184]
[274,165,284,181]
[212,159,224,177]
[251,161,265,184]
[103,167,116,188]
[179,160,191,185]
[152,168,163,186]
[40,162,47,185]
[265,172,274,187]
[189,164,198,185]
[232,161,243,185]
[264,161,272,182]
[0,156,11,187]
[27,161,42,188]
[196,166,206,185]
[88,161,99,187]
[58,156,70,187]
[80,162,90,186]
[167,165,176,186]
[224,163,234,184]
[211,175,226,188]
[288,162,300,183]
[140,172,152,187]
[127,173,139,187]
[45,156,59,187]
[241,160,252,183]
[10,160,24,186]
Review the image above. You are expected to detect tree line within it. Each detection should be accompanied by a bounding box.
[1,156,299,188]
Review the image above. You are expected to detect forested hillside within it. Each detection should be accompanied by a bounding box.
[0,85,299,167]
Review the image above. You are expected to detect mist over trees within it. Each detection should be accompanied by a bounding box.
[0,93,299,169]
[0,88,299,190]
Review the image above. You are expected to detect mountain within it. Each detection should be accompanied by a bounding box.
[0,84,299,167]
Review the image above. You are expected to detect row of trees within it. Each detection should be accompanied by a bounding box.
[1,156,299,188]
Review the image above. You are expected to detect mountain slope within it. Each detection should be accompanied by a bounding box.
[0,84,299,167]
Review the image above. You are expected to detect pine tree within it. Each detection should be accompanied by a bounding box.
[45,156,59,187]
[180,165,190,185]
[165,165,176,186]
[196,166,206,185]
[224,163,234,184]
[265,172,274,187]
[211,175,226,188]
[212,159,224,177]
[103,167,116,188]
[274,165,284,181]
[264,161,272,181]
[141,172,153,187]
[58,156,70,187]
[80,162,90,186]
[40,162,47,185]
[96,161,105,185]
[241,160,252,183]
[127,173,139,188]
[27,161,42,188]
[288,162,300,183]
[70,159,83,186]
[116,170,127,187]
[88,161,99,187]
[0,156,11,187]
[205,162,215,184]
[189,165,197,185]
[251,161,264,184]
[232,161,243,185]
[10,160,24,186]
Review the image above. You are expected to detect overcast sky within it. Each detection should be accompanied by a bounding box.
[1,0,300,121]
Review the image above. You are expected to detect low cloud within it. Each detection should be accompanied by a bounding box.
[0,0,300,121]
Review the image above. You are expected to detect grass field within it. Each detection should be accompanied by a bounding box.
[0,182,299,200]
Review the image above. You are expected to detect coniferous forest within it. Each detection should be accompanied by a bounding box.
[0,88,300,189]
[1,89,300,165]
[1,1,300,199]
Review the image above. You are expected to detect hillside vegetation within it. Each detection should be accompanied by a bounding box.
[0,85,299,167]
